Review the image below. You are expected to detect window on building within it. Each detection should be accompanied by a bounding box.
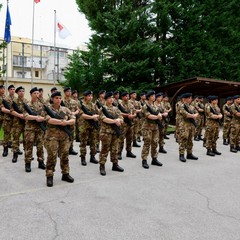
[35,71,39,78]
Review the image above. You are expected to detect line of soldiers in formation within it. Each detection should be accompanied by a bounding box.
[0,84,239,187]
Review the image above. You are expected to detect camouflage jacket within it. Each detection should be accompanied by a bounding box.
[230,103,240,123]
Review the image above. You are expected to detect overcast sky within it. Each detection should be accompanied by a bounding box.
[0,0,93,48]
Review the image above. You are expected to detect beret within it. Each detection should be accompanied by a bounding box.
[225,96,233,101]
[207,95,218,101]
[130,90,136,95]
[8,84,15,90]
[121,91,129,97]
[15,86,24,93]
[0,84,5,89]
[146,90,155,99]
[38,88,43,92]
[113,90,119,95]
[72,90,78,95]
[51,87,57,92]
[30,87,39,94]
[140,92,146,96]
[104,91,113,100]
[64,87,71,92]
[198,95,204,99]
[51,91,61,98]
[233,95,240,100]
[163,94,168,98]
[181,92,192,99]
[98,90,106,95]
[155,92,163,98]
[83,90,93,96]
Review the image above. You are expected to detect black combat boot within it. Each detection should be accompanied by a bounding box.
[179,154,186,162]
[151,158,163,166]
[133,141,141,147]
[118,152,122,160]
[137,136,141,142]
[236,146,240,151]
[12,152,18,163]
[186,153,198,160]
[198,135,204,141]
[159,146,167,153]
[90,155,98,164]
[2,146,8,157]
[142,160,149,169]
[38,161,46,170]
[25,163,31,172]
[126,151,136,158]
[99,164,106,176]
[212,148,221,155]
[69,147,78,155]
[206,149,215,156]
[62,174,74,183]
[17,149,23,155]
[112,163,124,172]
[46,176,53,187]
[80,155,87,166]
[230,145,238,153]
[194,136,200,141]
[223,139,228,145]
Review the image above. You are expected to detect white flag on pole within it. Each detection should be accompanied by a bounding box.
[57,20,71,39]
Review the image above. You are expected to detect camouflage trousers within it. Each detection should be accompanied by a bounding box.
[141,123,159,160]
[12,120,25,153]
[69,126,75,149]
[229,122,240,147]
[175,118,180,141]
[195,115,204,137]
[137,118,144,138]
[44,137,70,177]
[132,118,140,142]
[118,123,133,153]
[223,120,231,140]
[158,126,165,148]
[79,126,98,156]
[99,132,119,165]
[24,129,44,163]
[0,118,3,130]
[205,120,219,149]
[178,122,195,154]
[2,118,13,147]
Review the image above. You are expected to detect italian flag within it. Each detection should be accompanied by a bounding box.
[34,0,41,3]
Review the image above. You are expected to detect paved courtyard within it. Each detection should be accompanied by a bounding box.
[0,131,240,240]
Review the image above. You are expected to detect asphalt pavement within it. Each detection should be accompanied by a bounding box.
[0,130,240,240]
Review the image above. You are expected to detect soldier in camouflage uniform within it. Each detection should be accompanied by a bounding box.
[137,92,146,142]
[155,92,168,154]
[1,85,15,157]
[205,95,223,156]
[117,92,136,160]
[42,91,75,187]
[178,93,199,162]
[162,95,172,139]
[129,91,142,148]
[222,96,233,145]
[23,87,46,172]
[38,88,47,105]
[141,90,163,169]
[79,90,99,166]
[174,95,182,143]
[229,95,240,153]
[63,87,79,155]
[10,86,27,163]
[72,90,81,142]
[0,85,5,130]
[112,90,120,107]
[98,92,124,175]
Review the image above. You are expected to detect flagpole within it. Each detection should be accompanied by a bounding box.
[31,0,35,88]
[53,10,56,86]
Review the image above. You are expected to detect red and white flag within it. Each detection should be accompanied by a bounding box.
[57,21,71,39]
[34,0,41,3]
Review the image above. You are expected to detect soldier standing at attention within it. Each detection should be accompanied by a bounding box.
[11,86,27,163]
[129,91,142,148]
[72,90,81,142]
[205,95,223,156]
[174,95,182,143]
[155,92,168,154]
[23,87,46,172]
[229,95,240,153]
[117,91,136,160]
[63,87,79,155]
[162,95,172,139]
[137,92,146,142]
[1,85,15,157]
[79,90,99,166]
[42,91,75,187]
[0,85,5,130]
[98,92,124,176]
[178,93,199,162]
[222,96,233,145]
[141,90,163,169]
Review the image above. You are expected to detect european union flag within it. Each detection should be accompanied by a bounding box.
[4,5,12,43]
